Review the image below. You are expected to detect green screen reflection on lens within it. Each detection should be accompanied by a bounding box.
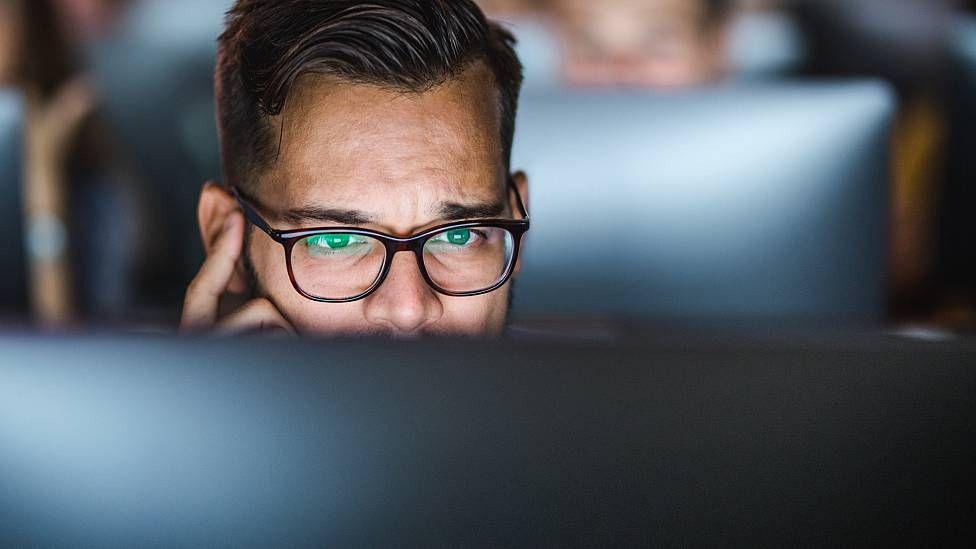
[308,234,351,249]
[445,228,470,245]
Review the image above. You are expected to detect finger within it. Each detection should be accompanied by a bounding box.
[214,298,297,337]
[180,212,245,331]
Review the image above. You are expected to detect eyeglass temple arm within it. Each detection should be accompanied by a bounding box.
[508,176,529,221]
[231,186,279,239]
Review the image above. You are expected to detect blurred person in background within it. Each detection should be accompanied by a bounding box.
[0,0,151,328]
[55,0,131,41]
[551,0,735,87]
[479,0,542,16]
[478,0,803,88]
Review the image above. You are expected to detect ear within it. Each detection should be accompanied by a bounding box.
[198,181,250,294]
[510,170,529,217]
[510,170,529,277]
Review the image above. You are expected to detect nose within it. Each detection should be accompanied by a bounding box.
[363,251,443,336]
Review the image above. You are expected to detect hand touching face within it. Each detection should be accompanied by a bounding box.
[181,206,295,337]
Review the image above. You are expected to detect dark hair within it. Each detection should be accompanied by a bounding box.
[216,0,524,191]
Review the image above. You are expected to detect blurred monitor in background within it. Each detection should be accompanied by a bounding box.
[0,0,156,328]
[724,0,804,79]
[510,82,893,321]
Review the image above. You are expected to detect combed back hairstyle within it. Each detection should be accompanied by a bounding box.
[216,0,524,191]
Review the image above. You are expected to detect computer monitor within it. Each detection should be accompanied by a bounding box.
[1,333,974,546]
[0,90,27,315]
[510,81,894,321]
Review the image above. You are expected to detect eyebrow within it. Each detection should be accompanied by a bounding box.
[438,200,506,221]
[279,200,507,227]
[280,207,374,226]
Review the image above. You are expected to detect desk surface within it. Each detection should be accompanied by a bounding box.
[1,329,974,546]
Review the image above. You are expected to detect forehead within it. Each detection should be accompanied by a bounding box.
[259,62,504,211]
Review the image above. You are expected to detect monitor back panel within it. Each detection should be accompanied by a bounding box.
[1,335,974,546]
[510,82,893,320]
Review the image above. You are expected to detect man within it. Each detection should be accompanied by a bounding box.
[553,0,732,87]
[180,0,528,337]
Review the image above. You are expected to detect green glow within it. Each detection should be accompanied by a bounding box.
[445,229,471,246]
[308,234,351,249]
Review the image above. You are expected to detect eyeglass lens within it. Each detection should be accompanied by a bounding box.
[289,226,516,300]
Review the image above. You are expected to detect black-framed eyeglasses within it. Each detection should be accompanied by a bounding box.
[232,178,530,303]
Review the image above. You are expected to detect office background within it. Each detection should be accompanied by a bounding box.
[2,0,975,331]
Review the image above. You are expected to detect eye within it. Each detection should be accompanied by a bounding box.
[430,228,482,247]
[444,228,471,246]
[426,228,496,255]
[303,234,374,257]
[307,234,353,250]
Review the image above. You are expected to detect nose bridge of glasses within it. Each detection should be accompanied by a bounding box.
[384,237,433,277]
[385,239,427,273]
[389,240,415,254]
[380,241,433,288]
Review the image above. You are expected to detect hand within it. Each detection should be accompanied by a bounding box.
[180,212,296,336]
[26,76,97,163]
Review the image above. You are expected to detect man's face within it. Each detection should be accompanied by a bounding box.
[240,63,522,338]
